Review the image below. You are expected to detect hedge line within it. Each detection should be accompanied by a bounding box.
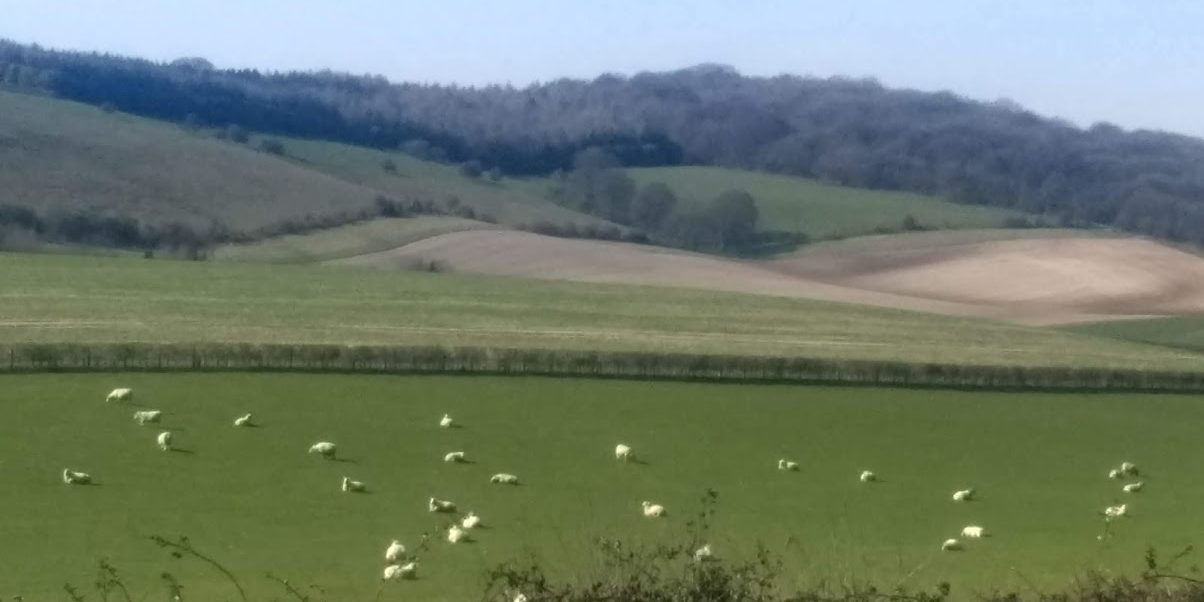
[3,342,1204,392]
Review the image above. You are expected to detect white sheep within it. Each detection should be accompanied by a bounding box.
[308,441,336,458]
[941,538,963,551]
[1120,461,1139,476]
[447,524,468,543]
[62,468,91,485]
[444,451,466,463]
[615,443,632,461]
[859,470,877,483]
[694,543,714,561]
[341,476,366,493]
[641,501,666,518]
[1108,468,1122,479]
[513,593,529,602]
[383,561,417,580]
[1104,503,1128,520]
[778,459,799,471]
[157,431,173,451]
[462,512,482,529]
[233,413,252,427]
[439,414,454,428]
[133,410,162,425]
[106,388,133,403]
[491,473,519,485]
[1123,481,1144,493]
[952,488,975,502]
[961,525,986,538]
[429,497,456,513]
[385,540,406,563]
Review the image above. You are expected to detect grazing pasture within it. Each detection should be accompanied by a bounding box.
[2,373,1201,600]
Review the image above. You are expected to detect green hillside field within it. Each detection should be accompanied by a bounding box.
[2,251,1202,371]
[4,373,1199,600]
[627,166,1030,240]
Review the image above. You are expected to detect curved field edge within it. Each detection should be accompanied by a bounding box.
[3,252,1203,373]
[213,216,498,263]
[4,373,1202,600]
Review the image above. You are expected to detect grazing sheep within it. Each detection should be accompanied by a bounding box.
[429,497,456,513]
[1123,481,1144,493]
[62,468,91,485]
[439,414,454,428]
[941,538,963,551]
[641,501,666,518]
[106,388,133,403]
[233,413,252,427]
[694,543,714,561]
[513,593,529,602]
[447,524,468,543]
[133,410,162,425]
[444,451,466,463]
[462,512,482,529]
[1104,503,1128,520]
[157,431,173,451]
[615,443,632,461]
[490,473,519,485]
[778,459,799,471]
[383,561,417,580]
[961,525,986,538]
[308,441,336,458]
[385,540,406,563]
[1120,462,1139,476]
[859,470,877,483]
[341,476,366,493]
[952,488,975,502]
[1108,468,1122,479]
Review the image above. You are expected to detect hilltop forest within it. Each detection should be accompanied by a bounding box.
[5,39,1204,246]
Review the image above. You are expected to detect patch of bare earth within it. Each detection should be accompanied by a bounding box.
[333,230,1204,325]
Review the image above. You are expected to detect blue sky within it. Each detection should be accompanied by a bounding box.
[5,0,1204,136]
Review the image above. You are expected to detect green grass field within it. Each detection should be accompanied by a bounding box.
[3,251,1202,370]
[1069,317,1204,354]
[3,373,1200,600]
[626,166,1029,240]
[214,216,498,263]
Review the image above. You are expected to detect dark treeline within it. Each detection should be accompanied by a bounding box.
[7,40,1204,244]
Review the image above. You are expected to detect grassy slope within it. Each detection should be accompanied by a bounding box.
[1,251,1202,370]
[4,373,1201,600]
[626,166,1028,240]
[1068,317,1204,354]
[267,136,615,229]
[0,90,381,229]
[213,216,498,263]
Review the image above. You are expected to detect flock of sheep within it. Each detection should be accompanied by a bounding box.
[63,386,1149,596]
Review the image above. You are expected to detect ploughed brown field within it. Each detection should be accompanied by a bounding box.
[332,229,1204,325]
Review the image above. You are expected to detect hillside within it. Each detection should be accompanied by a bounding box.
[9,40,1204,248]
[626,166,1026,240]
[0,90,380,231]
[4,251,1203,371]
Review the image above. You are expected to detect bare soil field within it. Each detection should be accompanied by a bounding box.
[336,230,1204,325]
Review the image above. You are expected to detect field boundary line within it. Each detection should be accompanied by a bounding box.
[4,342,1204,392]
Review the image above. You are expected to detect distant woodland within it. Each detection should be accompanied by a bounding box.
[6,39,1204,245]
